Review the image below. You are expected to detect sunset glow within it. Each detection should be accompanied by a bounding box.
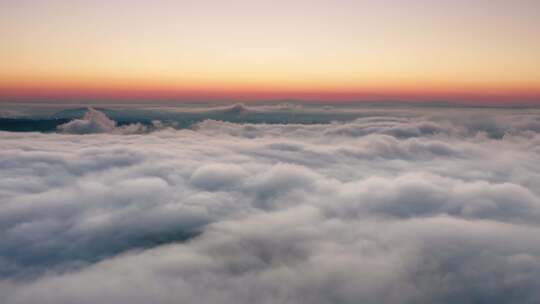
[1,0,540,103]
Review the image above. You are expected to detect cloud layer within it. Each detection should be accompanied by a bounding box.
[1,107,540,303]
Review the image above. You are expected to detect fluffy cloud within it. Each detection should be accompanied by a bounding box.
[57,107,148,134]
[57,107,117,134]
[1,107,540,303]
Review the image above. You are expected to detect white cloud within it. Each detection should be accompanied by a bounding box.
[57,107,148,134]
[57,107,117,134]
[1,107,540,303]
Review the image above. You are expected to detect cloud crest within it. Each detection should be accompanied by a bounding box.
[57,107,117,134]
[57,108,149,134]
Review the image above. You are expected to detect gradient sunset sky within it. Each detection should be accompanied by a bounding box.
[1,0,539,104]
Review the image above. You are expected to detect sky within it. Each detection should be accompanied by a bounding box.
[1,0,540,104]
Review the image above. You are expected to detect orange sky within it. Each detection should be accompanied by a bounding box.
[1,0,539,104]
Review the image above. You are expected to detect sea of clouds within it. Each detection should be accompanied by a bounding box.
[1,105,540,303]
